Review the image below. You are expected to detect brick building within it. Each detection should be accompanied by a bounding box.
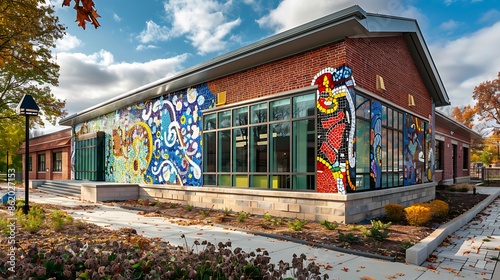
[17,128,72,181]
[434,111,480,185]
[58,6,470,223]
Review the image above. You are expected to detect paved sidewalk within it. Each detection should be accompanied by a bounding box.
[2,185,499,279]
[420,187,500,280]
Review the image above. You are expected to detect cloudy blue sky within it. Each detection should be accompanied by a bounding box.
[49,0,500,121]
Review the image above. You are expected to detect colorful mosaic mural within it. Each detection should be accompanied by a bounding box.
[74,84,216,186]
[403,114,426,185]
[425,118,434,182]
[370,101,382,188]
[312,65,356,194]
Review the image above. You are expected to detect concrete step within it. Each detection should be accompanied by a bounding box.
[38,181,81,198]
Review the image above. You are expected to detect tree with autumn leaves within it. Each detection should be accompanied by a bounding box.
[62,0,101,29]
[453,72,500,164]
[1,0,69,170]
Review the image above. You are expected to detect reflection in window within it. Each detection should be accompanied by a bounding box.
[293,119,315,173]
[233,107,248,126]
[270,99,290,121]
[293,94,315,118]
[250,103,267,124]
[250,125,267,172]
[203,132,216,172]
[218,130,231,172]
[204,113,216,130]
[218,111,231,128]
[270,122,290,172]
[203,92,315,190]
[233,128,248,172]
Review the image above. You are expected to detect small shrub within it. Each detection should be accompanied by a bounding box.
[185,204,194,211]
[16,199,25,208]
[401,241,414,250]
[385,203,404,222]
[287,219,307,231]
[199,209,210,216]
[429,199,449,218]
[16,205,45,233]
[360,220,391,241]
[448,184,471,192]
[222,207,232,216]
[270,217,285,226]
[237,211,250,222]
[348,224,361,231]
[337,231,360,248]
[50,209,74,231]
[0,217,10,235]
[404,205,432,226]
[262,213,284,226]
[319,220,338,230]
[167,202,180,209]
[263,212,272,222]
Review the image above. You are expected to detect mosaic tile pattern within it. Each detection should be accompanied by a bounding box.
[370,101,382,189]
[312,65,356,194]
[74,84,216,186]
[425,118,434,182]
[403,114,426,185]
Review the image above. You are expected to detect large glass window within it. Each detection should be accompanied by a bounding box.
[355,94,406,191]
[381,106,404,188]
[355,95,371,191]
[203,92,316,190]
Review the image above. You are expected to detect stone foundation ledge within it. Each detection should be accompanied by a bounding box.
[406,187,500,265]
[81,183,139,203]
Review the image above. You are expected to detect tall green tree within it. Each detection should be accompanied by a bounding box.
[1,0,67,126]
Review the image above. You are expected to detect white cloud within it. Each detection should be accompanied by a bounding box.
[113,12,122,22]
[430,21,500,108]
[440,19,460,31]
[137,20,171,43]
[479,9,500,24]
[164,0,241,54]
[53,50,189,114]
[256,0,425,33]
[55,33,82,51]
[136,44,159,51]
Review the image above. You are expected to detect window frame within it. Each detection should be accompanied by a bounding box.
[53,151,63,172]
[37,153,46,172]
[202,90,316,190]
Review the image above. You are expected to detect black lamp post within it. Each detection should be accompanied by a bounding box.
[16,94,39,214]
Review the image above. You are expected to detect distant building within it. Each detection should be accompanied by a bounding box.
[17,128,72,181]
[434,111,481,185]
[56,6,474,223]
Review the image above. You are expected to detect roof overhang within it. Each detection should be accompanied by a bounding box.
[59,5,449,126]
[435,111,482,140]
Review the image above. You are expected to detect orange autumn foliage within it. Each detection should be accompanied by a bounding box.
[62,0,101,29]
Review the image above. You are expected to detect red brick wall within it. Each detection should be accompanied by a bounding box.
[208,42,347,101]
[435,121,471,183]
[208,36,433,121]
[345,36,432,117]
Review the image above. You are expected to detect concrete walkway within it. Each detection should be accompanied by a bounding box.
[2,184,500,279]
[420,187,500,280]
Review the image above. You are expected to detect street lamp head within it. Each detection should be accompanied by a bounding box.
[16,94,40,116]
